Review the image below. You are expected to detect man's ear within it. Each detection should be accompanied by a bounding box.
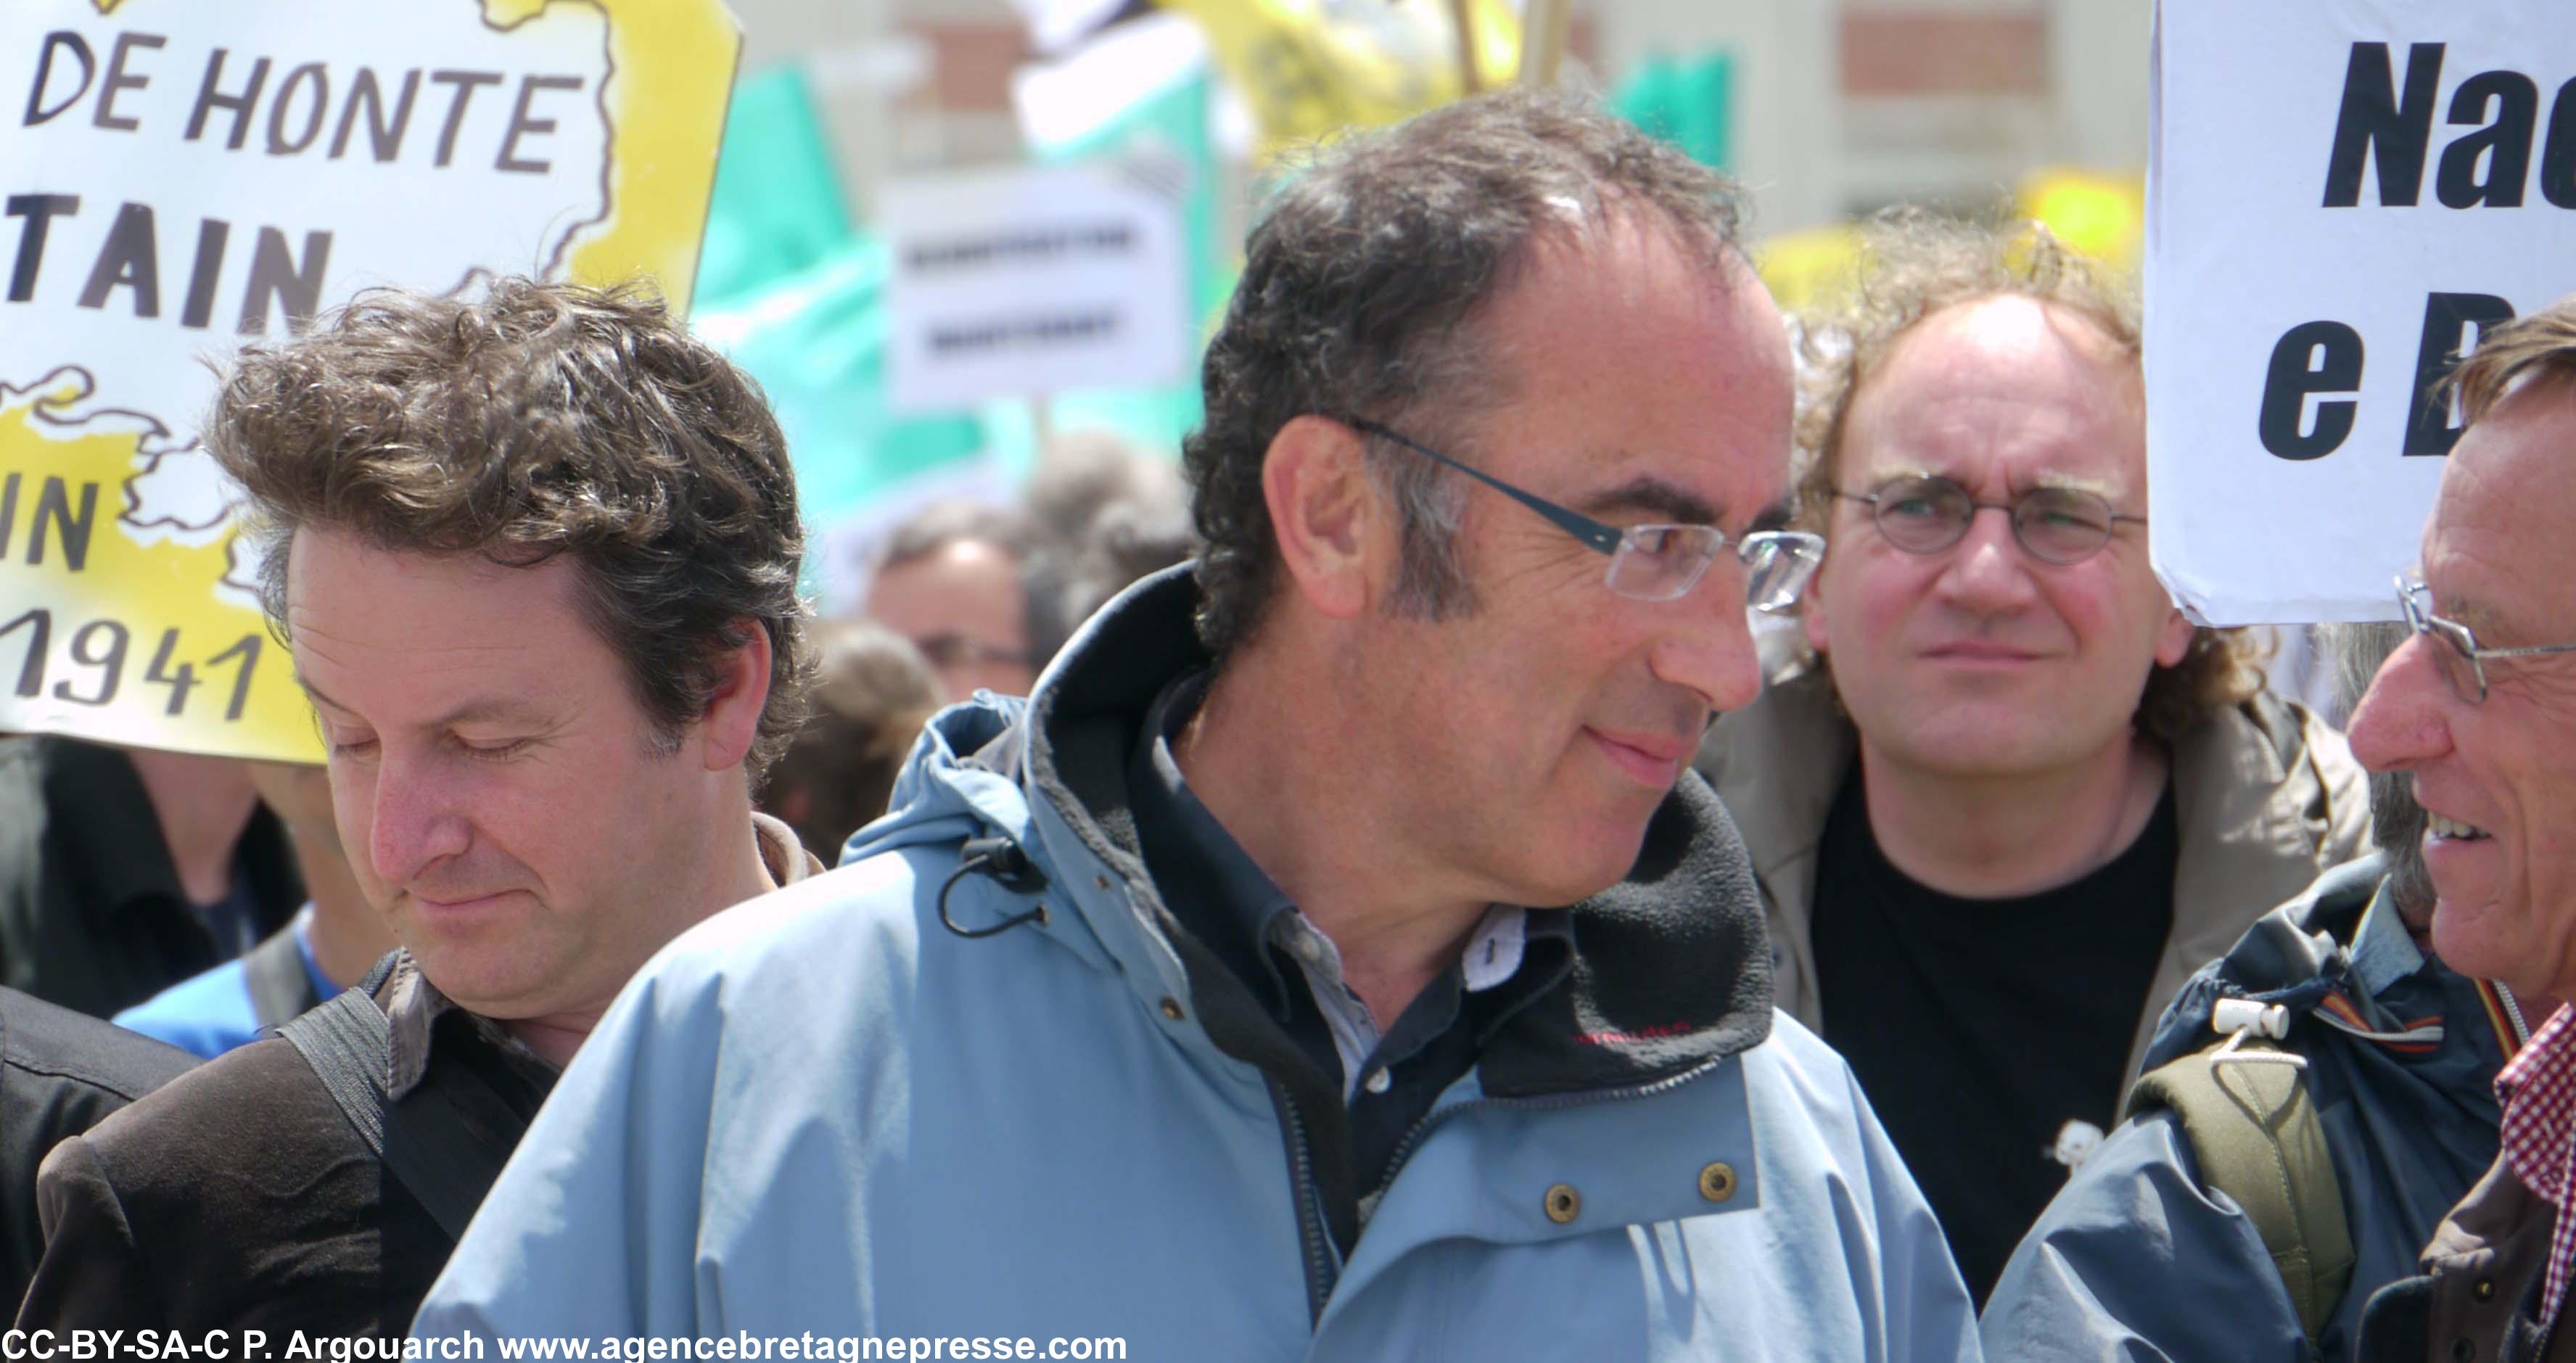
[698,619,775,773]
[1801,569,1833,658]
[2154,606,2196,670]
[1262,416,1384,622]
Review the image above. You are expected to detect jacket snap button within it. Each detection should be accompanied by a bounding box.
[1159,997,1185,1021]
[1543,1184,1580,1224]
[1698,1162,1737,1203]
[2453,1338,2475,1362]
[2473,1277,2495,1302]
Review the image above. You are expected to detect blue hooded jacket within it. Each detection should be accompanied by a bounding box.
[416,570,1978,1359]
[1981,853,2524,1362]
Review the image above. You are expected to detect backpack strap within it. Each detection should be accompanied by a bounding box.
[278,960,526,1242]
[2125,1037,2356,1341]
[243,923,324,1031]
[279,986,390,1158]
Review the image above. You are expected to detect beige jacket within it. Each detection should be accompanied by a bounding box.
[1696,670,2371,1082]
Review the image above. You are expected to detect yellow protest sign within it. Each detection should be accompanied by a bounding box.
[0,0,738,760]
[1164,0,1521,160]
[2019,168,2146,271]
[1754,223,1864,314]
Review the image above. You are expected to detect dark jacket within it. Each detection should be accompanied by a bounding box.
[2355,1153,2575,1363]
[1983,854,2527,1361]
[0,987,194,1309]
[15,955,556,1333]
[17,816,823,1333]
[0,736,302,1018]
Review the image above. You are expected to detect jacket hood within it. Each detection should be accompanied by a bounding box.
[2138,851,2387,1072]
[857,564,1777,1097]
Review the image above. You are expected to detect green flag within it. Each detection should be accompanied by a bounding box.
[1613,52,1734,170]
[696,65,858,308]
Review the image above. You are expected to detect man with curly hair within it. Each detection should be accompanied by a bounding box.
[1695,215,2370,1304]
[15,277,823,1334]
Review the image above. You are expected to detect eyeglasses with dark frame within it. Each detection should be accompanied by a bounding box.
[1835,472,2146,565]
[1346,419,1824,611]
[2395,572,2576,704]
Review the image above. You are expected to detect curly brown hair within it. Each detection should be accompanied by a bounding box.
[206,276,815,781]
[1183,87,1749,659]
[1794,210,2268,743]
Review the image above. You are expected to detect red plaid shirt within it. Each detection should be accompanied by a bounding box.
[2499,1002,2576,1327]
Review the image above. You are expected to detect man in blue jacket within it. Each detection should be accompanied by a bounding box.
[1981,624,2545,1361]
[417,89,1979,1358]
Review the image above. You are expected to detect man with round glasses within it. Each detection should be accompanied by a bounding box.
[2347,295,2576,1360]
[1697,213,2369,1305]
[418,91,1979,1354]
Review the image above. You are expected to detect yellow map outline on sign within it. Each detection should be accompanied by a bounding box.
[3,0,741,760]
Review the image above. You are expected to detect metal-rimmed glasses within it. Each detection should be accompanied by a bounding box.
[2395,572,2576,704]
[1348,419,1824,610]
[1835,473,2145,565]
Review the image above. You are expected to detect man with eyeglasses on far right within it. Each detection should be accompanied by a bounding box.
[1695,211,2370,1308]
[2348,294,2576,1362]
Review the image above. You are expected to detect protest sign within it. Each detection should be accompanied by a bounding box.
[2149,0,2576,624]
[0,0,738,759]
[884,162,1188,416]
[1161,0,1518,161]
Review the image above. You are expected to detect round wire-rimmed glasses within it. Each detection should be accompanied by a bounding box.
[1349,419,1825,611]
[1835,473,2145,565]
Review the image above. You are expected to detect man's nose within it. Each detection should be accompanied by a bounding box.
[1650,579,1764,716]
[368,751,472,886]
[2347,634,2453,773]
[1931,508,2040,613]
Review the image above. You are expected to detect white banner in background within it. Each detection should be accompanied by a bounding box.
[2149,1,2576,625]
[884,160,1186,415]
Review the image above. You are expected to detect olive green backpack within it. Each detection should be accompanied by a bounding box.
[2123,1037,2355,1343]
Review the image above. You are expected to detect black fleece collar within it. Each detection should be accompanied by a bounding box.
[1024,567,1776,1099]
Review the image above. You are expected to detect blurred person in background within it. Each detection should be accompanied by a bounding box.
[863,501,1052,700]
[16,277,823,1333]
[0,987,193,1309]
[115,761,400,1058]
[758,621,942,864]
[1696,212,2370,1305]
[1027,432,1200,638]
[1983,622,2540,1362]
[2346,296,2576,1362]
[0,738,303,1018]
[417,89,1978,1354]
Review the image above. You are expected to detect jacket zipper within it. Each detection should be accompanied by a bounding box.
[1266,1074,1338,1324]
[2498,981,2533,1046]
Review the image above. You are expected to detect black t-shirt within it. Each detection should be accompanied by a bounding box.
[1812,762,2178,1306]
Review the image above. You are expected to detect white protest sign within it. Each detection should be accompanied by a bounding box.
[0,0,738,760]
[2149,1,2576,625]
[885,160,1187,414]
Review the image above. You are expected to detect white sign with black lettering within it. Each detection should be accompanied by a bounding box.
[2149,0,2576,625]
[885,161,1185,413]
